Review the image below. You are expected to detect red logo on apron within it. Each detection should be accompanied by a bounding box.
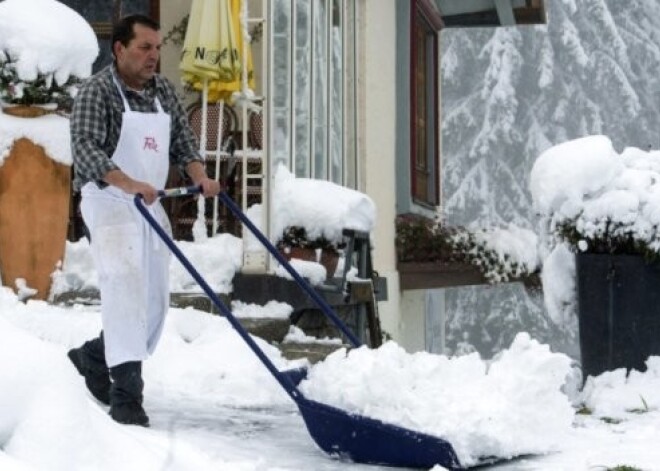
[144,136,159,152]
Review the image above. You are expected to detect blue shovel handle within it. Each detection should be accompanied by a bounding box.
[135,190,304,400]
[155,185,363,347]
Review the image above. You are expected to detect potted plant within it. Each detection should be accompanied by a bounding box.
[0,0,96,300]
[277,226,343,279]
[0,51,80,116]
[531,135,660,378]
[395,214,539,289]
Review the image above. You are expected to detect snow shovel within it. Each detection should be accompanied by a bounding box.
[135,187,463,471]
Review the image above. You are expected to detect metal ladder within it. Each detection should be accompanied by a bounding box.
[237,0,270,274]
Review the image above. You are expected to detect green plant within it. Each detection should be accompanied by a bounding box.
[0,51,80,109]
[163,14,189,46]
[395,214,535,283]
[277,226,342,252]
[576,405,592,415]
[557,219,659,262]
[626,395,650,414]
[591,466,644,471]
[600,416,623,425]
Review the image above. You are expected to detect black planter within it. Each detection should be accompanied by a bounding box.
[576,253,660,379]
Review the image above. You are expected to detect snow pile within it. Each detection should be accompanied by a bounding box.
[274,258,327,285]
[51,233,243,297]
[581,356,660,419]
[472,224,539,272]
[5,282,660,468]
[300,333,575,466]
[0,293,224,471]
[271,164,376,246]
[232,300,292,319]
[531,134,660,252]
[283,325,343,345]
[168,233,243,293]
[0,0,97,86]
[541,242,577,326]
[50,239,98,298]
[0,113,72,166]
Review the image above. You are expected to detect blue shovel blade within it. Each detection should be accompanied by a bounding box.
[280,367,308,386]
[296,398,463,470]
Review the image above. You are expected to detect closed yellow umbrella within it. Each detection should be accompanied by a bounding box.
[179,0,257,239]
[180,0,255,103]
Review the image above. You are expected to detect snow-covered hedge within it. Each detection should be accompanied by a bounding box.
[531,135,660,260]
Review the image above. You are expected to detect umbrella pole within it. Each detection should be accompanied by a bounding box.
[212,99,225,236]
[194,78,210,241]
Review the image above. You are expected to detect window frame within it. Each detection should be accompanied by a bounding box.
[269,0,358,188]
[409,0,442,207]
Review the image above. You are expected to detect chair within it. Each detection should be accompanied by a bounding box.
[187,100,238,151]
[166,101,238,240]
[248,110,263,150]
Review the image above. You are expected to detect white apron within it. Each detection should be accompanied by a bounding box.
[81,76,172,368]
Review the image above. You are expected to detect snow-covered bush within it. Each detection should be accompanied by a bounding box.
[395,214,539,283]
[0,0,98,110]
[0,52,81,109]
[531,135,660,261]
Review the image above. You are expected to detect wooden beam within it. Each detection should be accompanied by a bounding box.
[513,6,545,24]
[441,10,501,27]
[398,261,542,291]
[439,5,545,27]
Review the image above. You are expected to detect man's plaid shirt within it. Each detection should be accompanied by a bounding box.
[70,64,202,191]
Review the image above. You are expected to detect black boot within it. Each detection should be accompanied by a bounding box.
[68,333,111,405]
[109,361,149,427]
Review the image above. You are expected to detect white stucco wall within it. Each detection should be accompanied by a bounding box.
[399,290,427,352]
[159,1,188,97]
[359,0,407,346]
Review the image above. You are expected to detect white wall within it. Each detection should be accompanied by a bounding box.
[159,1,189,98]
[359,0,405,346]
[399,290,427,352]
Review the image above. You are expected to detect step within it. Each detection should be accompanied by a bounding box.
[278,341,347,364]
[51,289,346,362]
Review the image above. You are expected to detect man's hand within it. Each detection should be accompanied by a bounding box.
[103,170,158,204]
[130,181,159,205]
[197,176,221,198]
[185,161,221,198]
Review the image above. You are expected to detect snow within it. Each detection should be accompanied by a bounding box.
[271,164,377,246]
[471,224,540,276]
[0,0,97,85]
[2,1,660,470]
[531,135,660,325]
[0,0,96,167]
[300,334,574,467]
[3,286,660,470]
[0,113,72,166]
[232,300,292,320]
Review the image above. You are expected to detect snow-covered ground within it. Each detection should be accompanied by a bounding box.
[3,2,660,470]
[3,286,660,471]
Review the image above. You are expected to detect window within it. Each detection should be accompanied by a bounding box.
[58,0,159,72]
[271,0,358,188]
[410,0,441,206]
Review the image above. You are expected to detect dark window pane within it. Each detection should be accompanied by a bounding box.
[93,39,113,73]
[121,0,151,16]
[410,1,439,206]
[58,0,114,22]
